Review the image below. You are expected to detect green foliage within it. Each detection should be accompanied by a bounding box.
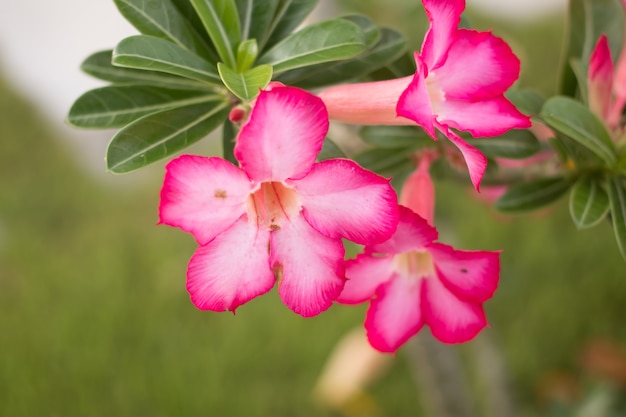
[217,63,272,101]
[540,96,616,166]
[608,177,626,260]
[569,175,610,228]
[112,35,223,86]
[467,129,541,160]
[317,137,347,161]
[67,86,218,129]
[190,0,241,68]
[495,177,572,213]
[107,99,230,173]
[257,18,368,74]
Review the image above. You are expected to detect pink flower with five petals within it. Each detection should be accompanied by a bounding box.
[159,86,399,317]
[318,0,531,190]
[338,156,500,352]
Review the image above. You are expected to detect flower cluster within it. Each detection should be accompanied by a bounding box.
[157,0,524,352]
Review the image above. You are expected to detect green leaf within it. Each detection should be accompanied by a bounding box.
[560,0,624,96]
[495,177,571,213]
[281,27,406,88]
[368,51,416,80]
[540,96,616,165]
[106,99,230,173]
[189,0,241,68]
[257,18,367,74]
[113,0,214,60]
[569,176,610,228]
[262,0,318,51]
[236,39,259,72]
[467,129,541,160]
[360,126,426,149]
[113,35,222,86]
[341,14,381,47]
[354,147,414,177]
[506,90,545,118]
[608,177,626,260]
[80,50,206,90]
[217,63,272,101]
[317,138,346,161]
[68,85,220,129]
[222,119,238,164]
[235,0,279,43]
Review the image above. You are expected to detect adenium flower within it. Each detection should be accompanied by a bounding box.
[318,0,531,190]
[159,86,399,317]
[588,33,626,131]
[338,156,500,352]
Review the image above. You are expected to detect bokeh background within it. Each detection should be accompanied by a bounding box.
[2,0,626,416]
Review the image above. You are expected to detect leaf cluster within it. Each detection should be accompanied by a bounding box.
[67,0,408,173]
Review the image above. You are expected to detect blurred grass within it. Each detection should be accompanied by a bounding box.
[1,2,626,417]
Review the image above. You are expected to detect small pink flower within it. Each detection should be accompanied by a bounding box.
[319,0,531,190]
[159,86,399,317]
[338,157,500,352]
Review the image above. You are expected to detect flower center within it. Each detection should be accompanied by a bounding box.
[247,182,301,231]
[394,250,435,280]
[425,71,445,114]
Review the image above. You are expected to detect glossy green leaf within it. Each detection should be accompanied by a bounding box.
[369,51,416,80]
[113,0,213,60]
[354,147,414,177]
[360,126,427,149]
[617,150,626,171]
[281,27,406,88]
[107,99,230,173]
[68,86,220,129]
[222,119,238,164]
[235,0,279,43]
[258,18,366,74]
[81,50,205,90]
[609,177,626,259]
[569,176,610,228]
[341,14,381,47]
[217,63,272,101]
[506,90,545,118]
[608,177,626,260]
[189,0,240,68]
[541,96,616,165]
[317,138,346,161]
[467,129,541,160]
[262,0,318,50]
[236,39,259,72]
[560,0,624,96]
[495,177,571,213]
[113,35,222,86]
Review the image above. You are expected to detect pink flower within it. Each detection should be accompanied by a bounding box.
[589,33,626,130]
[318,0,531,190]
[159,86,399,317]
[338,157,500,352]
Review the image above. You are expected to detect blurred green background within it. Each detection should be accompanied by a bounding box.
[1,1,626,416]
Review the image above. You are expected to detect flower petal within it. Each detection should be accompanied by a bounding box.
[159,155,251,245]
[186,216,274,312]
[437,96,532,138]
[435,29,521,100]
[397,54,437,138]
[235,86,328,182]
[428,243,500,303]
[368,206,438,255]
[420,0,464,69]
[270,214,345,317]
[365,275,424,352]
[441,127,488,191]
[588,35,614,121]
[290,159,399,245]
[318,77,414,125]
[338,253,395,304]
[423,273,487,343]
